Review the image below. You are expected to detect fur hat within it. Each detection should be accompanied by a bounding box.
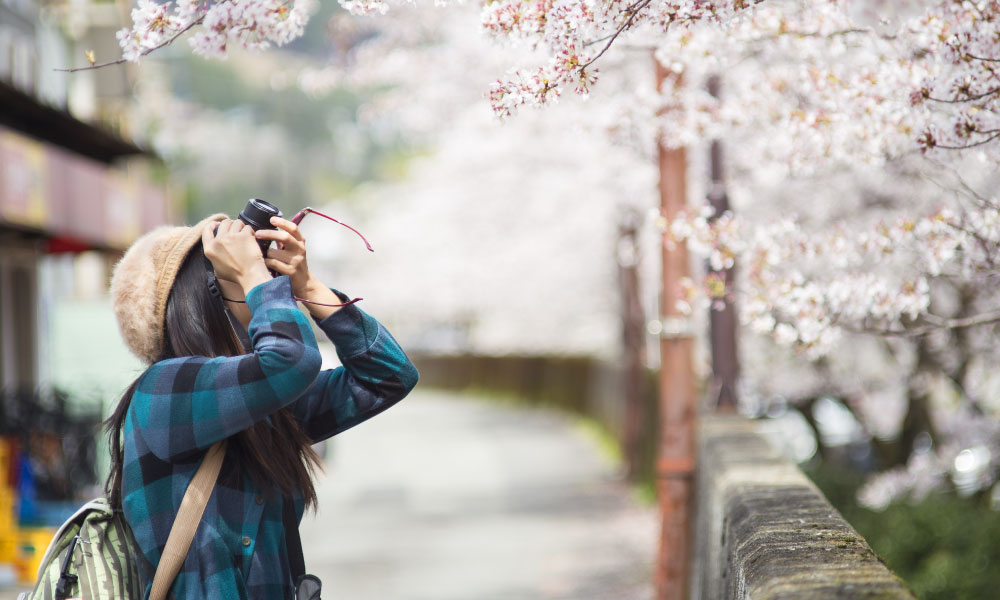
[111,214,227,365]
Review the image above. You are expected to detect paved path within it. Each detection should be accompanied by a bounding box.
[303,390,657,600]
[1,390,657,599]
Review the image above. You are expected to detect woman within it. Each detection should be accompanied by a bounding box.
[105,213,418,599]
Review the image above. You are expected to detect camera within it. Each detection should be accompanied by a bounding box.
[238,198,282,255]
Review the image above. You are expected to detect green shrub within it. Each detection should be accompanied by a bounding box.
[807,463,1000,600]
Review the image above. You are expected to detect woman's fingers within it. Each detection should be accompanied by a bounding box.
[255,217,306,251]
[264,258,295,276]
[271,216,305,242]
[256,219,311,294]
[255,228,301,252]
[264,248,296,264]
[255,228,298,244]
[202,218,270,290]
[264,248,309,283]
[201,221,216,251]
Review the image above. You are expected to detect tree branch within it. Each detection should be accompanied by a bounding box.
[933,131,1000,150]
[845,309,1000,337]
[579,0,653,71]
[922,157,997,209]
[743,26,889,49]
[778,27,871,39]
[925,86,1000,104]
[56,16,204,72]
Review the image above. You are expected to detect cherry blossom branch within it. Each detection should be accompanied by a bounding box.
[921,159,996,208]
[941,219,1000,271]
[748,26,873,43]
[932,131,1000,150]
[583,31,621,49]
[857,309,1000,337]
[579,0,653,71]
[800,27,871,38]
[956,178,997,210]
[925,86,1000,104]
[56,16,205,72]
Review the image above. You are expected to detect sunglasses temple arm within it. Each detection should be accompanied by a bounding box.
[291,207,375,252]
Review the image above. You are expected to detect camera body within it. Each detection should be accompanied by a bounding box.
[205,199,284,307]
[238,198,282,255]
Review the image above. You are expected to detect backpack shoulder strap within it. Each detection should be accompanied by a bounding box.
[148,440,227,600]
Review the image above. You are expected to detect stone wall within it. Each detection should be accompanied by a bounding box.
[693,415,915,599]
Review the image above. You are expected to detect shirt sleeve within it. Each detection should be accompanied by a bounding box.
[129,276,323,462]
[289,292,419,442]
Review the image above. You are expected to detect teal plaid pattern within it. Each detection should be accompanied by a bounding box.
[121,276,418,599]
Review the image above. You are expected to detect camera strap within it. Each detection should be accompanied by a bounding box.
[282,496,306,582]
[203,254,254,352]
[283,496,323,599]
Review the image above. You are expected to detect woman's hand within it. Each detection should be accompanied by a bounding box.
[256,216,344,319]
[254,216,313,296]
[201,219,271,294]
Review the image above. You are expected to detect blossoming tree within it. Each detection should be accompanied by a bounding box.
[106,0,1000,506]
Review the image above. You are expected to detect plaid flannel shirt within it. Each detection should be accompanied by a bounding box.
[121,276,418,600]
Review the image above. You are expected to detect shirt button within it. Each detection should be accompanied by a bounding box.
[255,496,264,505]
[242,536,252,547]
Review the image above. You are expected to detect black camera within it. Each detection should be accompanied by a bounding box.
[238,198,282,255]
[204,199,284,308]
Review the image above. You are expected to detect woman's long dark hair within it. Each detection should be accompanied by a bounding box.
[105,244,322,509]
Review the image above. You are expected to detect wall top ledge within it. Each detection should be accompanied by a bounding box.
[695,415,915,600]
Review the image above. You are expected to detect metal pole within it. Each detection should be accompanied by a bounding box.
[617,209,646,481]
[706,75,739,413]
[655,62,697,600]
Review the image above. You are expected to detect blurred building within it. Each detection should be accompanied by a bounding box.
[0,0,173,584]
[0,0,170,399]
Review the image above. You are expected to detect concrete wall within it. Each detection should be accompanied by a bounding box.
[694,415,914,599]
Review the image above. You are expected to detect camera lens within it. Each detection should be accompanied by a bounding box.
[239,199,282,231]
[239,199,283,257]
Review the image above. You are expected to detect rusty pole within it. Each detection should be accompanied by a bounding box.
[706,75,739,413]
[617,209,646,481]
[655,63,697,600]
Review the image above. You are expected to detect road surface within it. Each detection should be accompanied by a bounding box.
[303,390,657,600]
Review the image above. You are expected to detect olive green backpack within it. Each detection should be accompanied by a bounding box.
[19,498,142,600]
[18,441,226,600]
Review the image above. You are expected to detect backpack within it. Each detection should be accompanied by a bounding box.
[17,440,226,600]
[17,498,142,600]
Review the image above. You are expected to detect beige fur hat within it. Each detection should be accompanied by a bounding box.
[111,214,227,365]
